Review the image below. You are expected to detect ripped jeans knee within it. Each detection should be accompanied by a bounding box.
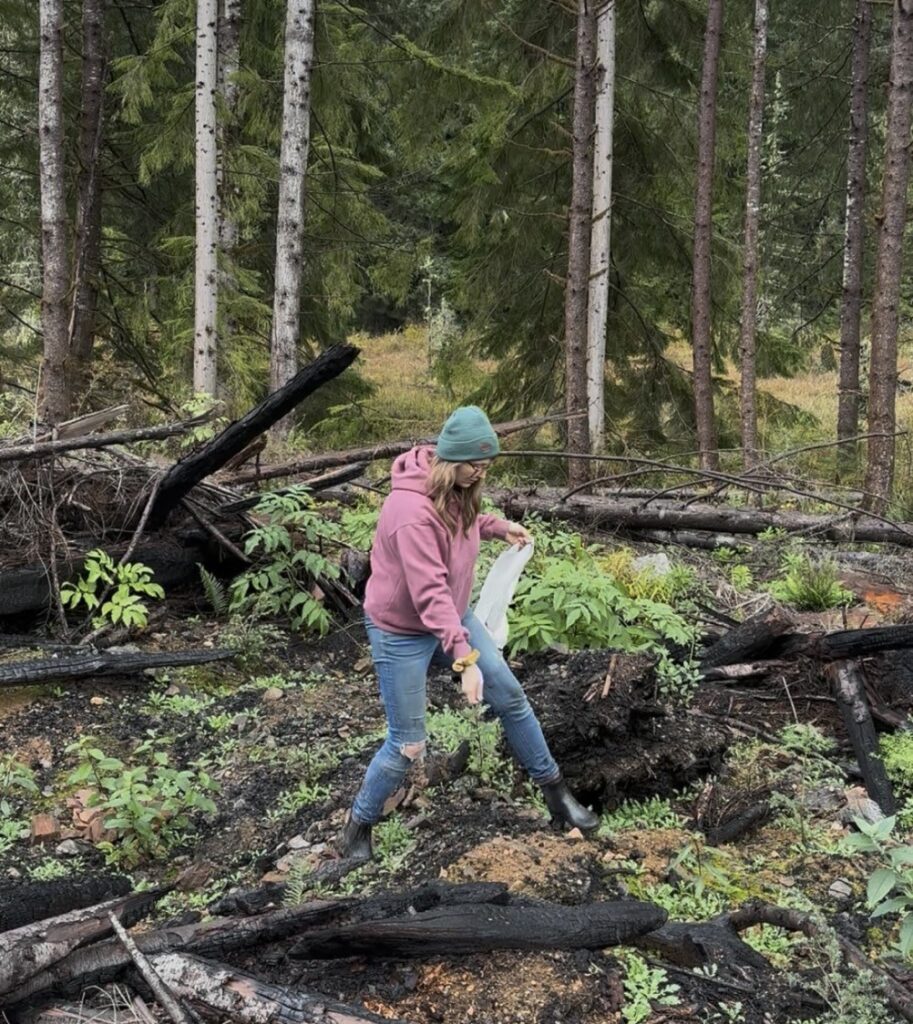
[400,739,426,762]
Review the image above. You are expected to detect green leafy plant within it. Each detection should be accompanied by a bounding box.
[0,755,38,818]
[0,818,29,856]
[844,814,913,956]
[28,859,74,881]
[767,548,853,611]
[879,732,913,827]
[198,564,228,615]
[218,618,287,667]
[373,815,416,872]
[230,487,341,635]
[144,691,214,717]
[599,795,685,835]
[426,706,512,789]
[267,780,332,822]
[66,734,219,867]
[60,549,164,628]
[728,564,754,591]
[618,951,680,1023]
[339,502,380,551]
[177,392,228,448]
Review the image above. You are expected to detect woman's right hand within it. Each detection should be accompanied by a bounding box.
[461,664,484,705]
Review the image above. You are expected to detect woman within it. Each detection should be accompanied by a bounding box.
[337,406,598,861]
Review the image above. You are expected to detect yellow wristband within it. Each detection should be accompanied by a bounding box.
[452,648,480,673]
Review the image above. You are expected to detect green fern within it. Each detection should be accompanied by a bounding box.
[198,565,228,616]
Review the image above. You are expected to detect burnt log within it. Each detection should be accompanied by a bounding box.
[827,660,896,815]
[148,953,409,1024]
[2,884,505,1005]
[0,889,166,996]
[487,488,913,548]
[224,412,583,487]
[699,607,796,669]
[634,920,770,971]
[290,898,666,958]
[0,875,131,933]
[706,802,771,846]
[0,647,234,688]
[146,345,359,529]
[786,624,913,661]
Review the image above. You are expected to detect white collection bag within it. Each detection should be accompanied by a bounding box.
[473,541,534,650]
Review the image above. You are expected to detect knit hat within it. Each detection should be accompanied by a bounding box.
[435,406,500,463]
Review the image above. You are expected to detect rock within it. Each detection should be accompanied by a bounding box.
[799,785,844,814]
[633,553,673,576]
[6,867,22,879]
[262,687,284,703]
[566,827,585,841]
[843,786,886,825]
[54,839,82,856]
[260,870,288,884]
[828,878,853,900]
[30,813,61,845]
[287,834,309,850]
[275,849,315,873]
[89,696,106,706]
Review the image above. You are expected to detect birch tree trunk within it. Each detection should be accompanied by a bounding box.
[863,0,913,512]
[737,0,769,471]
[69,0,108,392]
[217,0,241,350]
[270,0,317,437]
[37,0,71,425]
[585,0,615,453]
[690,0,724,473]
[565,0,597,486]
[836,0,874,478]
[194,0,220,397]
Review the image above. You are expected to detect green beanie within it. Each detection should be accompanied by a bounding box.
[435,406,500,462]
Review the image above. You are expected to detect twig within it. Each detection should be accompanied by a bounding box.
[108,912,192,1024]
[181,498,251,564]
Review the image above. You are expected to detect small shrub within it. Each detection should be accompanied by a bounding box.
[600,795,685,835]
[60,549,164,628]
[28,859,74,881]
[230,486,341,635]
[373,815,415,872]
[426,706,511,789]
[617,951,680,1023]
[268,780,332,822]
[767,549,853,611]
[66,734,218,867]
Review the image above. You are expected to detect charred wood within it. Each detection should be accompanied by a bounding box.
[699,607,796,669]
[0,889,167,996]
[218,463,368,514]
[290,898,666,958]
[146,345,359,529]
[148,953,408,1024]
[0,874,131,933]
[827,660,896,815]
[0,647,234,688]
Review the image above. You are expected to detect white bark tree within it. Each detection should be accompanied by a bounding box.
[270,0,317,433]
[217,0,242,352]
[194,0,220,397]
[737,0,769,471]
[37,0,71,425]
[585,0,615,452]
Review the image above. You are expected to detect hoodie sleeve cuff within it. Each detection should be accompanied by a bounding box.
[479,515,511,541]
[451,639,473,660]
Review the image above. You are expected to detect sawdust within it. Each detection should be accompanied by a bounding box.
[439,832,600,896]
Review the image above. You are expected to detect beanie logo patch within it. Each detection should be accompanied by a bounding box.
[480,442,492,452]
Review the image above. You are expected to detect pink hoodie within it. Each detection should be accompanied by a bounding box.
[363,446,510,658]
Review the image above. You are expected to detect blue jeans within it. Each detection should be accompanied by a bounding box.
[352,611,560,824]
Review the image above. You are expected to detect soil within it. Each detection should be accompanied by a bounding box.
[3,547,913,1024]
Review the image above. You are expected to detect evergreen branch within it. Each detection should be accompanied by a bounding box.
[490,15,574,68]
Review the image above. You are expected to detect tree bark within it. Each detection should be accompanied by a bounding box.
[690,0,724,472]
[194,0,220,396]
[863,0,913,512]
[68,0,108,393]
[827,660,896,815]
[0,875,130,934]
[270,0,317,436]
[564,0,596,487]
[147,344,358,527]
[585,0,615,452]
[836,0,874,477]
[737,0,768,471]
[0,647,234,688]
[217,0,242,351]
[148,953,408,1024]
[37,0,71,426]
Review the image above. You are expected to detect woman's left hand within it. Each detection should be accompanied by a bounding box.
[505,522,532,547]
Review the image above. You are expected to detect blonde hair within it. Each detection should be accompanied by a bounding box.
[427,456,482,536]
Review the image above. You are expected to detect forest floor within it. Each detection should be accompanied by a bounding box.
[3,529,913,1024]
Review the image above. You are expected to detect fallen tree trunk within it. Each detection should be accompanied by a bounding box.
[0,647,234,688]
[149,953,409,1024]
[224,412,584,487]
[699,606,796,669]
[0,889,166,996]
[0,874,131,933]
[487,488,913,548]
[147,345,359,529]
[290,898,666,958]
[0,416,208,465]
[828,660,896,815]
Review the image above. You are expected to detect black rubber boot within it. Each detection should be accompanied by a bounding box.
[335,813,374,862]
[540,776,600,832]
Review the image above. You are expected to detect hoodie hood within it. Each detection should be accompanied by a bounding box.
[391,445,434,495]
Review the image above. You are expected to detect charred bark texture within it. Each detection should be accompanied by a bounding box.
[147,345,359,528]
[0,875,130,934]
[0,647,233,688]
[699,607,795,669]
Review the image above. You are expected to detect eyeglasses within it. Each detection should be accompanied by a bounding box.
[466,460,493,472]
